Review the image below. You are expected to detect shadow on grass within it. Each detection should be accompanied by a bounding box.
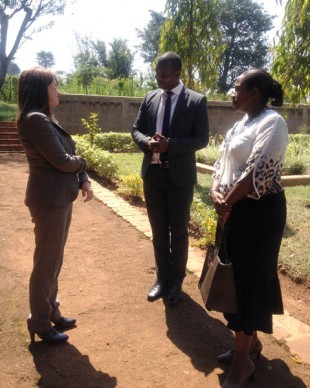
[283,223,296,238]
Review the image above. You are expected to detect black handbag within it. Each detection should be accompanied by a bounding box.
[198,226,237,313]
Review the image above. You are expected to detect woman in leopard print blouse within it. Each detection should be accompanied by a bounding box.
[209,69,288,388]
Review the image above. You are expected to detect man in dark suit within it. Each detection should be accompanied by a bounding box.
[132,52,209,306]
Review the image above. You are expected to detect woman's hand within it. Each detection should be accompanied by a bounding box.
[81,181,94,202]
[210,190,231,230]
[210,190,231,216]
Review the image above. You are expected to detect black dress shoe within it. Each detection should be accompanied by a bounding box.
[147,281,165,302]
[167,284,182,306]
[53,317,77,330]
[29,327,69,344]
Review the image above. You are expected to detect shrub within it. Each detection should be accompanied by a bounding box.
[81,112,102,147]
[0,102,17,121]
[74,135,90,153]
[283,134,310,175]
[190,199,217,247]
[74,135,118,181]
[196,135,223,165]
[117,174,144,200]
[1,76,18,103]
[94,132,138,153]
[288,133,310,146]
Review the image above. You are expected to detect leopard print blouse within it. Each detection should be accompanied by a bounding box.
[212,109,289,199]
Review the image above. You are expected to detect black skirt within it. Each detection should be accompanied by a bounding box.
[223,191,286,335]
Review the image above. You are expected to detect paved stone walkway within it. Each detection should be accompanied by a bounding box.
[91,179,310,365]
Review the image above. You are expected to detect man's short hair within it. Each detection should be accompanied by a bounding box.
[156,52,182,71]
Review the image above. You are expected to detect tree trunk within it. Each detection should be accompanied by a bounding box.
[0,58,9,92]
[0,11,9,92]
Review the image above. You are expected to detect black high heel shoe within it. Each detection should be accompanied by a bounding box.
[29,327,69,344]
[53,317,76,330]
[217,340,262,364]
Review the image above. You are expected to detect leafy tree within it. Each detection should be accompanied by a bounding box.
[93,40,108,68]
[7,61,20,75]
[106,38,134,79]
[36,50,55,68]
[72,35,107,90]
[136,10,166,66]
[73,34,107,69]
[75,64,101,94]
[159,0,224,91]
[272,0,310,103]
[0,0,65,91]
[217,0,273,93]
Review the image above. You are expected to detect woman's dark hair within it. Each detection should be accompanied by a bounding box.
[156,51,182,72]
[17,67,57,123]
[241,69,284,107]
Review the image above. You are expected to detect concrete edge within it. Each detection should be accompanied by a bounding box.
[196,163,310,187]
[91,179,310,365]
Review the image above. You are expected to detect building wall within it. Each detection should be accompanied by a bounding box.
[54,94,310,136]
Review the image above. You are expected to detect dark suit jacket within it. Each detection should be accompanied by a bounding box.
[18,112,88,208]
[132,86,209,187]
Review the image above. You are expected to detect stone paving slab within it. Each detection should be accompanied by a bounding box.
[91,179,310,365]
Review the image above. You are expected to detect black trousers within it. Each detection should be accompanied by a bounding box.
[143,165,194,284]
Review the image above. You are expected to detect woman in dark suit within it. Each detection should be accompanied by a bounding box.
[17,67,94,344]
[210,69,288,387]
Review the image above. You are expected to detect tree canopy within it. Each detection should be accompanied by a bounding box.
[272,0,310,103]
[36,50,55,68]
[136,10,166,66]
[70,35,135,93]
[160,0,224,91]
[7,61,20,75]
[0,0,65,91]
[73,35,107,69]
[216,0,273,93]
[106,38,134,79]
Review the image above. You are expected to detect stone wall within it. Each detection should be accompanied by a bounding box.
[54,94,310,136]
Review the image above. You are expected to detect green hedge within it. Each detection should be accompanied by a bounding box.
[94,132,139,153]
[0,102,17,121]
[74,136,118,181]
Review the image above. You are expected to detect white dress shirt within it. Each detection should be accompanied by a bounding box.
[151,81,184,163]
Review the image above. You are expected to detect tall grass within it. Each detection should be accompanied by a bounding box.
[196,135,223,165]
[282,134,310,175]
[0,102,17,121]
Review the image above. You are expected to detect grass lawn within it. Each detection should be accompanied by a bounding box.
[112,152,310,284]
[112,152,143,176]
[0,102,17,121]
[280,186,310,282]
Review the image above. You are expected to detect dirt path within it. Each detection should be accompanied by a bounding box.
[0,153,310,388]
